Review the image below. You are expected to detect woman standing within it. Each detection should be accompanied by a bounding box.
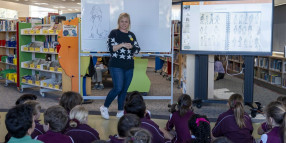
[100,13,140,120]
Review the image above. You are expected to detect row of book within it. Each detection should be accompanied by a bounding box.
[270,59,282,72]
[259,57,269,69]
[0,20,17,31]
[259,71,281,85]
[172,20,181,34]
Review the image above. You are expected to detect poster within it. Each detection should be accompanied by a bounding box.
[63,25,77,37]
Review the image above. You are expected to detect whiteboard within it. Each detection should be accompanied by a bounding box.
[181,0,273,55]
[81,0,172,52]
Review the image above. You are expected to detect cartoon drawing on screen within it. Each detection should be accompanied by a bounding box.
[209,13,213,24]
[215,14,220,24]
[89,6,108,39]
[248,14,253,25]
[201,14,204,24]
[238,36,242,47]
[255,37,260,49]
[232,38,236,48]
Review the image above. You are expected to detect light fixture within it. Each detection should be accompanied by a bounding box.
[77,3,81,5]
[35,3,49,5]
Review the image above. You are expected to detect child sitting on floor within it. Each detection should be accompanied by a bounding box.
[188,114,211,143]
[64,105,100,143]
[35,105,74,143]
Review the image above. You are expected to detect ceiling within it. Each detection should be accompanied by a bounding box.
[1,0,285,14]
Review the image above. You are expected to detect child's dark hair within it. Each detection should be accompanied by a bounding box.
[59,91,83,112]
[169,94,192,116]
[124,95,146,118]
[265,101,286,143]
[188,114,211,143]
[212,137,232,143]
[5,104,33,138]
[15,94,37,105]
[118,114,141,137]
[24,100,41,116]
[124,127,152,143]
[277,96,286,106]
[44,105,69,132]
[228,94,245,128]
[125,91,143,103]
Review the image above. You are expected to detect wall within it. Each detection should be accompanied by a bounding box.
[273,5,286,52]
[0,0,30,17]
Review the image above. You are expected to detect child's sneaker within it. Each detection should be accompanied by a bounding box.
[100,105,109,119]
[93,83,99,90]
[97,84,104,90]
[116,110,124,118]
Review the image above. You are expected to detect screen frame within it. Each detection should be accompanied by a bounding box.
[179,0,274,55]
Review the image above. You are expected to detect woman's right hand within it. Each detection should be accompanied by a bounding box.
[122,43,132,49]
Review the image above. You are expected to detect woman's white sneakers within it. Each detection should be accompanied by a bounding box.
[100,105,109,120]
[116,110,124,118]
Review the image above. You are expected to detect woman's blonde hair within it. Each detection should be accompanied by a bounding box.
[69,105,88,127]
[117,13,131,30]
[228,94,245,128]
[24,100,41,116]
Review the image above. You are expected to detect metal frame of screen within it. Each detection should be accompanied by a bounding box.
[180,0,274,55]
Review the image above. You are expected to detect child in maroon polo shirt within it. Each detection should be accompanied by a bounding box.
[188,114,211,143]
[260,101,285,143]
[165,94,194,143]
[212,94,254,143]
[64,105,100,143]
[124,92,172,143]
[35,105,74,143]
[125,127,152,143]
[108,114,141,143]
[24,100,45,138]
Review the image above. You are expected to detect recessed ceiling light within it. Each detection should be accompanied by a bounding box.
[68,9,72,11]
[15,0,19,1]
[62,0,66,1]
[59,6,66,8]
[71,0,75,1]
[75,9,79,11]
[24,0,29,1]
[77,3,81,5]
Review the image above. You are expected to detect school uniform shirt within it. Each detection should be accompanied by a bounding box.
[261,122,272,133]
[166,110,194,143]
[7,136,43,143]
[260,127,283,143]
[64,124,100,143]
[214,61,225,73]
[31,120,45,139]
[35,130,74,143]
[107,29,141,70]
[108,135,125,143]
[212,109,254,143]
[140,118,171,143]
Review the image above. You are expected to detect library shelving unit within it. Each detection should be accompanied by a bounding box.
[160,20,183,89]
[0,19,18,86]
[18,22,62,96]
[224,53,286,93]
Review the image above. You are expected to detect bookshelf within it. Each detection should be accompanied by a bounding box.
[0,19,18,86]
[160,20,185,91]
[223,53,286,92]
[18,23,62,96]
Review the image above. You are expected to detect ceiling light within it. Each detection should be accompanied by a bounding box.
[77,3,81,5]
[71,0,75,1]
[62,0,66,1]
[24,0,29,1]
[68,9,72,11]
[35,3,49,5]
[59,6,66,8]
[75,9,79,11]
[15,0,19,1]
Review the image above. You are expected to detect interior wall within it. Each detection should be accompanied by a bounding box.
[273,5,286,52]
[0,0,30,17]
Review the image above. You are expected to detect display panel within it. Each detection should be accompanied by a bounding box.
[181,0,273,55]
